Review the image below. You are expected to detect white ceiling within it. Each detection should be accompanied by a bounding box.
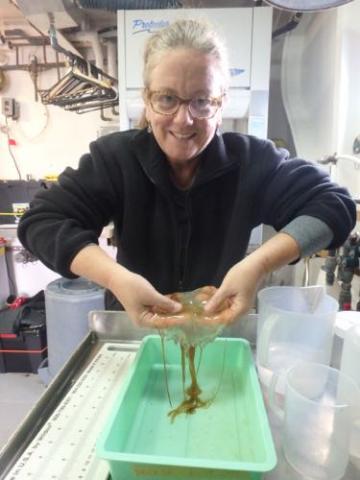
[0,0,293,57]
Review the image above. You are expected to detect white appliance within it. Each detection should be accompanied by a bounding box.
[1,228,115,298]
[5,236,60,297]
[281,1,360,201]
[117,7,273,246]
[117,7,272,137]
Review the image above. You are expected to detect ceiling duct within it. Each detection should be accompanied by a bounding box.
[76,0,183,10]
[15,0,82,54]
[16,0,78,30]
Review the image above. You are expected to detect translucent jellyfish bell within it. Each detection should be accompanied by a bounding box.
[160,287,225,348]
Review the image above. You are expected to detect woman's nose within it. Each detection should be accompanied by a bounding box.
[173,103,194,124]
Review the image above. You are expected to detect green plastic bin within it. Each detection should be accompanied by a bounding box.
[97,335,277,480]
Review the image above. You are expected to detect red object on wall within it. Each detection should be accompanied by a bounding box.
[9,296,28,310]
[8,138,17,146]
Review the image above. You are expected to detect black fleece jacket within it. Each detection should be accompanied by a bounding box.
[18,129,356,297]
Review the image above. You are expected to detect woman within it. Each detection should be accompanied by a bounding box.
[18,19,356,328]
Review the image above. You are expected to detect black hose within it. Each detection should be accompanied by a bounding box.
[77,0,182,11]
[272,12,303,39]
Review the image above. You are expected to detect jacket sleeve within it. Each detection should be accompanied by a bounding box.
[254,139,357,250]
[18,138,124,278]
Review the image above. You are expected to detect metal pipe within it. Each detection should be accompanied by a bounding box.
[73,31,104,71]
[106,39,117,80]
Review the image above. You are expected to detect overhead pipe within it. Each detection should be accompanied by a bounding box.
[73,30,104,70]
[106,39,117,79]
[76,0,182,11]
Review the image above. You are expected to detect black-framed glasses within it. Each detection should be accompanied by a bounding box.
[147,90,224,119]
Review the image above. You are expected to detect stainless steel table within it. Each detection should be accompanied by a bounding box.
[0,311,358,480]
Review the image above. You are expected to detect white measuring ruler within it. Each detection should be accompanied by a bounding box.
[3,343,136,480]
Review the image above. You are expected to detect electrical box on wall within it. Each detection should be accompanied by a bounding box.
[1,97,20,120]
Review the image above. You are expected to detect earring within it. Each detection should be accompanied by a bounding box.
[216,125,221,136]
[147,123,152,133]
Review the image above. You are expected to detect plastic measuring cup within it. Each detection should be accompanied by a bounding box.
[269,361,360,480]
[331,310,360,368]
[256,286,338,395]
[340,324,360,467]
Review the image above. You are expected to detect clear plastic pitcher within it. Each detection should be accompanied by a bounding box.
[340,324,360,467]
[256,286,338,394]
[270,362,360,480]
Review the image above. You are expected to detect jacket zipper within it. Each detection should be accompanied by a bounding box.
[146,171,192,292]
[177,193,192,291]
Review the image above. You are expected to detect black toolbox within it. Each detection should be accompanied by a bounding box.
[0,326,47,373]
[0,291,47,373]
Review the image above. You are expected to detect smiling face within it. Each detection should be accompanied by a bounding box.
[145,48,224,167]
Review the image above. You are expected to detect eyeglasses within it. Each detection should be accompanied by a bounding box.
[147,90,224,119]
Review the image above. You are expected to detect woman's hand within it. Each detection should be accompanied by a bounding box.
[153,285,229,326]
[203,258,265,325]
[204,232,301,325]
[108,269,182,328]
[70,244,182,328]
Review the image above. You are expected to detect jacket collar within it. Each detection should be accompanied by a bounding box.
[193,132,239,187]
[131,129,239,192]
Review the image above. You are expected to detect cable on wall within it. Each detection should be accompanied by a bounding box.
[4,117,22,180]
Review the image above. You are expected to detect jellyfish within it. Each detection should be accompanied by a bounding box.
[154,286,229,421]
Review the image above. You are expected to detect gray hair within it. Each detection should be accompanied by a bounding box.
[137,19,229,128]
[143,18,230,89]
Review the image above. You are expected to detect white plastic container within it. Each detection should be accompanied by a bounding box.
[340,324,360,468]
[331,311,360,369]
[256,286,337,395]
[45,277,105,377]
[269,362,360,480]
